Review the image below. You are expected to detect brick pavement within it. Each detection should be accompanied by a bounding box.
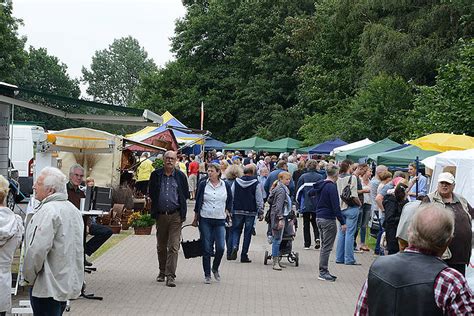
[67,204,374,316]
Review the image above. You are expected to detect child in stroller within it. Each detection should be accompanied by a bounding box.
[264,210,299,267]
[264,172,299,270]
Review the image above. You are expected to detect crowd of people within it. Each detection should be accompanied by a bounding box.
[1,147,473,315]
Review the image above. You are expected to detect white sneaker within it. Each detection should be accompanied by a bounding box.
[204,276,211,284]
[304,247,311,250]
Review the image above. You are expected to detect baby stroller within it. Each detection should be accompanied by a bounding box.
[264,211,299,267]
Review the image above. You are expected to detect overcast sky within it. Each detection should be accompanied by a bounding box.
[12,0,186,84]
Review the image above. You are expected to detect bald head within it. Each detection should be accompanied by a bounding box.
[408,203,454,255]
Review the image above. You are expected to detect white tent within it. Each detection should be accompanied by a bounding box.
[331,138,374,156]
[423,149,474,205]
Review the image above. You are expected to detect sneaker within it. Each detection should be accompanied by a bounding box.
[204,276,211,284]
[329,273,338,280]
[156,273,165,282]
[314,239,321,250]
[166,277,176,287]
[212,269,221,282]
[252,227,256,236]
[354,248,364,253]
[240,257,252,263]
[318,273,336,282]
[303,247,311,250]
[229,248,238,260]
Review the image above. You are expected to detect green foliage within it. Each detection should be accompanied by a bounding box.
[128,212,155,228]
[407,39,474,138]
[82,36,157,105]
[0,3,27,83]
[152,158,164,169]
[13,46,83,130]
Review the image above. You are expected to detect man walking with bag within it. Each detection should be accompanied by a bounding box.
[149,151,189,287]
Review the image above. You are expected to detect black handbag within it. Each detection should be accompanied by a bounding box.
[340,175,357,207]
[181,224,203,259]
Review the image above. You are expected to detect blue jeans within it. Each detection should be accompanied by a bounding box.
[199,217,226,277]
[231,214,256,260]
[272,226,284,257]
[30,288,66,316]
[375,213,385,255]
[336,206,360,264]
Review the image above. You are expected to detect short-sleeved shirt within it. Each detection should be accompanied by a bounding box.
[336,173,358,210]
[157,172,180,212]
[188,161,199,176]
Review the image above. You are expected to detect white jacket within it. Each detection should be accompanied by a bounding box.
[0,207,23,313]
[24,193,84,301]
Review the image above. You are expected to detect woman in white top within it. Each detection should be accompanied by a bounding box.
[0,175,24,316]
[357,168,372,251]
[192,163,233,284]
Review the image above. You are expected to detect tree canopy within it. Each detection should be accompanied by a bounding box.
[82,36,157,105]
[136,0,473,143]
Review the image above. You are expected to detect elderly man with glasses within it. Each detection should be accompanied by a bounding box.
[422,172,474,276]
[149,151,190,287]
[66,164,112,267]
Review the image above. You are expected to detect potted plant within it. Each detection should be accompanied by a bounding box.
[128,212,155,235]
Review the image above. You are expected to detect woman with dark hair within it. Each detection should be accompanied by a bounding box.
[192,163,233,284]
[382,179,409,254]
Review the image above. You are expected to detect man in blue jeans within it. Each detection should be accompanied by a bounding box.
[229,165,264,262]
[335,160,362,265]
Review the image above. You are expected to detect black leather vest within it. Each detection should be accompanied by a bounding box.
[368,252,447,316]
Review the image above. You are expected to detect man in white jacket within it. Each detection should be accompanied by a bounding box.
[24,167,84,315]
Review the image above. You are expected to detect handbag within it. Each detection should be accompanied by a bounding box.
[340,175,357,207]
[180,224,203,259]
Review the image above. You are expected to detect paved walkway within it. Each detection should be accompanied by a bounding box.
[66,204,372,315]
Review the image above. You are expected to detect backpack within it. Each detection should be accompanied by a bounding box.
[340,175,357,207]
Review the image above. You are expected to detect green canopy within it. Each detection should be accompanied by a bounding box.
[367,145,440,167]
[296,144,319,154]
[256,137,302,152]
[223,136,270,151]
[336,138,400,162]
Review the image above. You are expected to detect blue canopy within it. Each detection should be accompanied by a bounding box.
[204,137,227,150]
[308,138,347,154]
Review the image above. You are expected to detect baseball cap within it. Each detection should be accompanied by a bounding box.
[438,172,455,184]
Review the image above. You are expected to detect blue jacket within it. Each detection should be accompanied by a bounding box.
[309,180,345,225]
[264,168,295,197]
[193,179,233,215]
[296,171,323,213]
[149,168,189,220]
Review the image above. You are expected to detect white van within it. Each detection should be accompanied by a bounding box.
[9,124,43,197]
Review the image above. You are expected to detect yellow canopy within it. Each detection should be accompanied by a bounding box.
[407,133,474,152]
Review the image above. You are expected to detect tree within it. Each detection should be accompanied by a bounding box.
[13,47,82,130]
[82,36,157,105]
[407,39,474,138]
[0,2,26,83]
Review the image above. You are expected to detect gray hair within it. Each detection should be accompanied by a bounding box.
[288,155,296,163]
[375,165,388,175]
[243,164,256,176]
[326,165,339,178]
[69,163,84,175]
[306,159,318,171]
[41,167,67,194]
[408,203,454,253]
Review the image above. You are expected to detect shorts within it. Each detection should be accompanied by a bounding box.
[188,174,197,192]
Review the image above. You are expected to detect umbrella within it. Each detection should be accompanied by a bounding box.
[407,133,474,152]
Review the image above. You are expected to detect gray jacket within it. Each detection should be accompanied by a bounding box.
[24,193,84,301]
[268,182,290,218]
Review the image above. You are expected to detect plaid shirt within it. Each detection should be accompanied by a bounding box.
[355,247,474,316]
